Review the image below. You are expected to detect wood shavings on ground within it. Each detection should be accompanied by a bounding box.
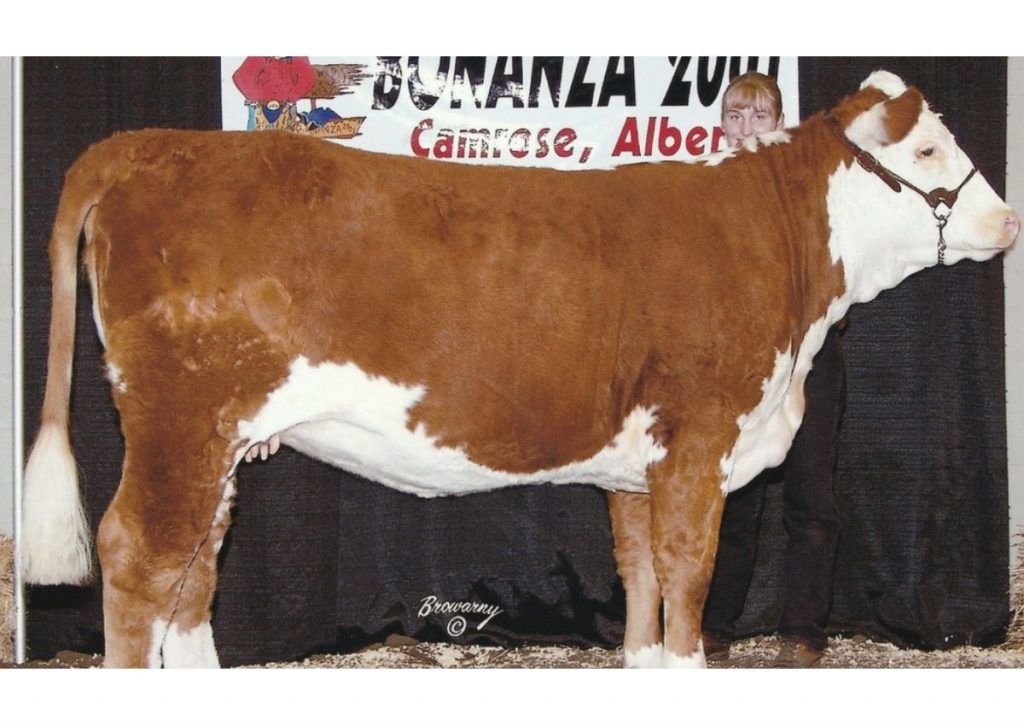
[0,536,14,663]
[1008,530,1024,648]
[247,634,1024,669]
[7,633,1024,669]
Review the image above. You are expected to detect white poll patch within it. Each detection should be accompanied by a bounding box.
[235,357,665,496]
[860,70,908,97]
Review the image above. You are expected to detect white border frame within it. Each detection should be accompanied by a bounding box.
[7,56,1021,668]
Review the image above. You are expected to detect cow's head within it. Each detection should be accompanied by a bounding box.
[826,70,1018,303]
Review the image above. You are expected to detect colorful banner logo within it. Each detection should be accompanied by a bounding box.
[222,56,799,170]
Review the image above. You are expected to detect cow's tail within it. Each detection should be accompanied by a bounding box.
[21,141,117,585]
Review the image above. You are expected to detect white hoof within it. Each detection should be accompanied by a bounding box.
[624,643,665,668]
[664,644,707,669]
[161,621,221,668]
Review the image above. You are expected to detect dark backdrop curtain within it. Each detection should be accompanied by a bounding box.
[745,57,1010,648]
[21,57,1009,666]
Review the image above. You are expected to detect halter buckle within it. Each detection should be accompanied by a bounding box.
[855,150,881,174]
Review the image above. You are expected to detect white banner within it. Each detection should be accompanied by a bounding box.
[221,56,799,170]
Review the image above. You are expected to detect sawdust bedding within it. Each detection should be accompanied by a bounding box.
[12,633,1023,669]
[247,634,1024,669]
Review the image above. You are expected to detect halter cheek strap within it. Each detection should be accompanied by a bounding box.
[827,116,977,264]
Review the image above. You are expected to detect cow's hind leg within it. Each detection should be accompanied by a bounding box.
[97,309,289,667]
[608,492,664,667]
[97,430,235,668]
[649,451,728,668]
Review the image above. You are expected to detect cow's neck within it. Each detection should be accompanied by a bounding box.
[761,115,851,346]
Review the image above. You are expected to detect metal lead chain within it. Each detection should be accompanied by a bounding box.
[935,210,950,265]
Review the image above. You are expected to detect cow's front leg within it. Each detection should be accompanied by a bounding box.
[608,491,663,667]
[648,452,727,668]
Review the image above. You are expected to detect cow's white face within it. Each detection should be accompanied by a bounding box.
[827,71,1019,305]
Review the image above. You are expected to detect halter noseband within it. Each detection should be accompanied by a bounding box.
[827,116,977,264]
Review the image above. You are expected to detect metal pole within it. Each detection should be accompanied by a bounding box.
[12,55,26,665]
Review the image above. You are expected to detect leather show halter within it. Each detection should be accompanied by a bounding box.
[827,116,977,264]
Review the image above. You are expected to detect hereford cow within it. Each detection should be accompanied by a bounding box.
[21,71,1018,668]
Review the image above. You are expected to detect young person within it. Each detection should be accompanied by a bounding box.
[720,72,786,144]
[702,72,846,668]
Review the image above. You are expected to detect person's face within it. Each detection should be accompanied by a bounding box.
[722,104,781,146]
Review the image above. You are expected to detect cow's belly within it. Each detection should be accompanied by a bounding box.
[235,356,666,496]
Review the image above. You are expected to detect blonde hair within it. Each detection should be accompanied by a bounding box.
[722,72,783,118]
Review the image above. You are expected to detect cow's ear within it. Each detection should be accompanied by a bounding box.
[845,87,925,150]
[880,88,925,145]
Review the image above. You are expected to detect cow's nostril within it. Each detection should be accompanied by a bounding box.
[1006,211,1021,240]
